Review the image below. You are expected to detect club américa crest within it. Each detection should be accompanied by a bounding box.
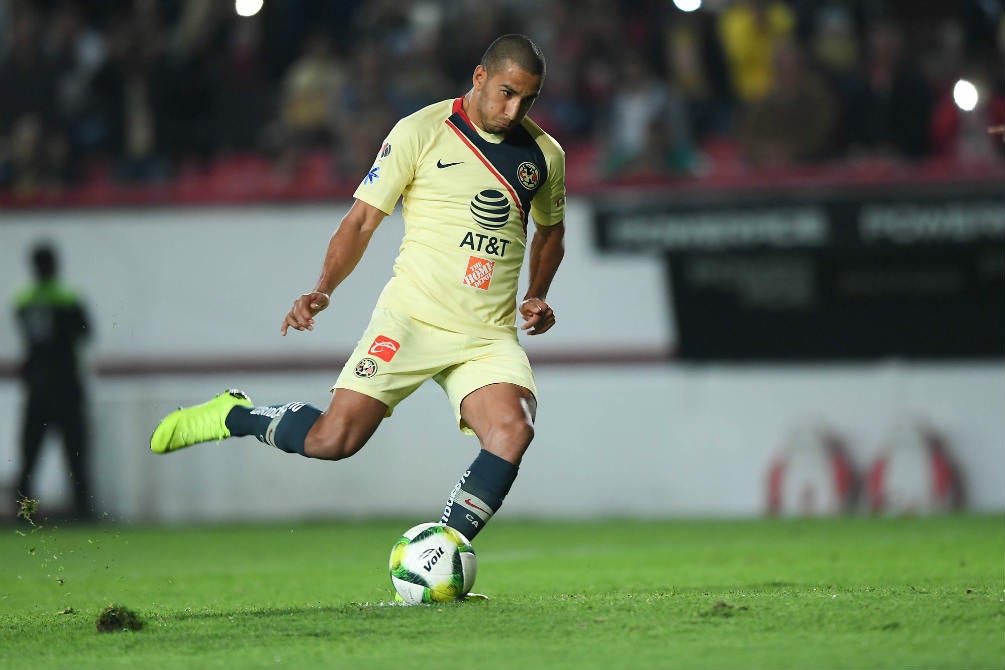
[354,357,378,378]
[517,161,540,190]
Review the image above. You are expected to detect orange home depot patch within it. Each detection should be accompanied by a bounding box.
[368,335,401,362]
[463,256,495,290]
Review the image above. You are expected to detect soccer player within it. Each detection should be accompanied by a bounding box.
[150,34,565,542]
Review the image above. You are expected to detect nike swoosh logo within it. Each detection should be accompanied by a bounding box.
[437,159,463,168]
[464,498,491,515]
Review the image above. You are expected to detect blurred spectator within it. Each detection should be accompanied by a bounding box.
[578,15,619,140]
[528,1,596,140]
[0,113,69,194]
[386,43,454,118]
[738,40,837,166]
[44,2,107,165]
[810,4,860,82]
[601,49,694,178]
[330,42,396,179]
[843,20,934,160]
[717,0,796,104]
[353,0,428,59]
[171,0,229,57]
[804,4,861,155]
[90,9,168,182]
[0,8,59,128]
[269,31,344,176]
[279,31,343,146]
[0,6,68,189]
[13,242,94,522]
[214,14,273,152]
[663,12,733,141]
[156,3,223,167]
[350,1,455,117]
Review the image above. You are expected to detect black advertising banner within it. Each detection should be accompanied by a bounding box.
[594,188,1005,254]
[593,186,1005,360]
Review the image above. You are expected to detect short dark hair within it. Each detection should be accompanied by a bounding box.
[31,243,58,281]
[481,34,546,79]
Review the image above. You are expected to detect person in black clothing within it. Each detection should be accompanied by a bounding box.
[842,20,934,160]
[14,243,93,520]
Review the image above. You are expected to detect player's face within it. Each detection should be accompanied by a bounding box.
[470,61,542,134]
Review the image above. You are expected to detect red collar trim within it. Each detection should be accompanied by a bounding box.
[452,96,471,125]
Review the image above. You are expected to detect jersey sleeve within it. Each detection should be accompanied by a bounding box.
[353,117,421,215]
[529,136,566,227]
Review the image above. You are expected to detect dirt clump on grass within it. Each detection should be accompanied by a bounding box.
[95,604,144,632]
[701,600,750,618]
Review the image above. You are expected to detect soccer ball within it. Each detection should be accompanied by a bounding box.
[389,523,477,604]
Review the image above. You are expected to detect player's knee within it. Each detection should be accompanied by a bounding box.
[514,417,535,448]
[304,416,366,461]
[488,414,535,457]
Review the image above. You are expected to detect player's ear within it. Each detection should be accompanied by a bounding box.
[472,64,488,90]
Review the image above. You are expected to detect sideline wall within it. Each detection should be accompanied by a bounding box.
[0,201,671,362]
[1,202,1001,521]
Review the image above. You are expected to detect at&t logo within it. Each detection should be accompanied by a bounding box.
[470,189,510,231]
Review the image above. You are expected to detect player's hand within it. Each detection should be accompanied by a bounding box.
[989,125,1005,142]
[519,297,556,335]
[281,291,330,335]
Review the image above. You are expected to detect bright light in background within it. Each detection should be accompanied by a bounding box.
[673,0,702,12]
[235,0,263,18]
[953,79,979,112]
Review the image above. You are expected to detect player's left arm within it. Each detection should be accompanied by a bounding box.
[522,134,566,336]
[521,219,565,335]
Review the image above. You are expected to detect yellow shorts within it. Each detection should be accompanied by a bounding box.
[333,307,537,434]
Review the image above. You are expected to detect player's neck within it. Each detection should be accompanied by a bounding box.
[460,91,484,133]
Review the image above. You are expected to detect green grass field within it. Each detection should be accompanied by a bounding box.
[1,515,1002,669]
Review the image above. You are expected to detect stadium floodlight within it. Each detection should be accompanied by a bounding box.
[235,0,264,18]
[953,79,979,112]
[673,0,702,11]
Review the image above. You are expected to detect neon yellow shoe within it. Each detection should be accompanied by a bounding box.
[150,389,253,454]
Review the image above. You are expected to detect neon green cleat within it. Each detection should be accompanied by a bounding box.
[150,389,253,454]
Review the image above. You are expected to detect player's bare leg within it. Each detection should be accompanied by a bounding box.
[303,388,387,460]
[460,382,537,465]
[439,383,536,540]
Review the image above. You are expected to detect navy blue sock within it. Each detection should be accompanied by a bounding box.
[225,402,321,455]
[440,449,518,541]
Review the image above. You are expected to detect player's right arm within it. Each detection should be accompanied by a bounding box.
[281,199,386,335]
[284,111,419,335]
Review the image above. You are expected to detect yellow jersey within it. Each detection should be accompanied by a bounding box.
[353,98,566,339]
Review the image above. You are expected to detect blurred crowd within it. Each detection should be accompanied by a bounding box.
[0,0,1003,196]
